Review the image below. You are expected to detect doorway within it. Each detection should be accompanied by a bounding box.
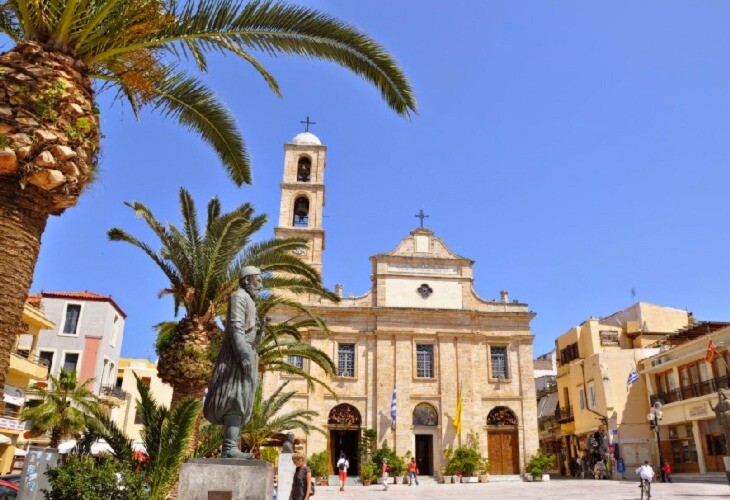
[415,434,433,475]
[488,430,519,474]
[330,430,359,476]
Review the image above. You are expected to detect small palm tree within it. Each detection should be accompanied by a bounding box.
[20,370,100,448]
[0,0,416,398]
[108,188,337,408]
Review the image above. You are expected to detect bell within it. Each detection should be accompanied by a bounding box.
[294,198,309,218]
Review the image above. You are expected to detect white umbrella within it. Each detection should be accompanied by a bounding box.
[57,440,76,454]
[131,440,146,453]
[90,439,113,456]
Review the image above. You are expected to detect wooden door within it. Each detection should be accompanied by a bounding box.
[488,430,519,475]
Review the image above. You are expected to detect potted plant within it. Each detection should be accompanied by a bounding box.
[442,448,454,483]
[526,449,555,482]
[372,441,404,485]
[479,459,491,482]
[401,451,412,484]
[360,462,377,486]
[308,450,330,486]
[445,432,485,483]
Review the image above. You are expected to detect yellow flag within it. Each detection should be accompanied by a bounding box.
[453,380,463,434]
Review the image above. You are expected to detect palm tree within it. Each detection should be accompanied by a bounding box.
[108,188,337,408]
[0,0,417,397]
[20,369,100,448]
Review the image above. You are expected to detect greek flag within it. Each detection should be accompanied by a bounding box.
[626,367,639,391]
[390,385,397,429]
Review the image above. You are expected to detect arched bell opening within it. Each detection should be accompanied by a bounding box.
[292,196,309,227]
[297,156,312,182]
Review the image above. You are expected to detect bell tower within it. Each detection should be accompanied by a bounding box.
[274,118,326,272]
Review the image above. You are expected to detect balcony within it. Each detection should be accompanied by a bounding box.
[555,405,574,423]
[98,385,128,407]
[0,406,27,433]
[650,375,730,407]
[10,350,49,380]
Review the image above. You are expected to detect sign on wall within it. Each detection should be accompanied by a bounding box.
[599,331,619,346]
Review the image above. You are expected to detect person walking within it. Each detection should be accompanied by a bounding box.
[381,458,389,491]
[408,457,419,486]
[662,460,672,483]
[290,454,312,500]
[336,452,349,492]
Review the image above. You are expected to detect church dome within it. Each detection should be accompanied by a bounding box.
[291,131,322,146]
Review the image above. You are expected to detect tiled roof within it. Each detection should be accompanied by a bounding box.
[36,291,127,318]
[26,293,42,307]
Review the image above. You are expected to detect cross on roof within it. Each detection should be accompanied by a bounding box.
[300,116,316,133]
[415,209,429,228]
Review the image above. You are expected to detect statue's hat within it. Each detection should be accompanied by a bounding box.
[240,266,261,279]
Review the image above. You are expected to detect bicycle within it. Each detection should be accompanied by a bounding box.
[640,478,651,500]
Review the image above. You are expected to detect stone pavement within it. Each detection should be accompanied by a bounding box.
[309,478,729,499]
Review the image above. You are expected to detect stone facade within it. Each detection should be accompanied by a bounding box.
[263,131,539,477]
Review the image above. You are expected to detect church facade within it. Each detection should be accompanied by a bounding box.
[264,130,539,477]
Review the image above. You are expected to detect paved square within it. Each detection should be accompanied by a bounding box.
[310,479,729,499]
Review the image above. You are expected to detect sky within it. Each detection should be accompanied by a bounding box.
[29,1,730,359]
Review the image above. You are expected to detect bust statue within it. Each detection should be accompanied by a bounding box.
[282,433,295,454]
[709,388,730,451]
[203,266,264,458]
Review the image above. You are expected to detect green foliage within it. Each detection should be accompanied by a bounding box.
[526,449,555,478]
[443,432,487,477]
[308,450,330,478]
[371,441,404,475]
[359,428,377,462]
[359,461,378,482]
[259,446,278,465]
[43,455,146,500]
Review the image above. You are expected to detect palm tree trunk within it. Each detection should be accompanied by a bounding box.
[0,177,52,396]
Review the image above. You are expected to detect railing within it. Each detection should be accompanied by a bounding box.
[11,350,49,367]
[555,405,574,422]
[650,375,730,406]
[538,415,557,430]
[98,385,128,401]
[0,406,20,419]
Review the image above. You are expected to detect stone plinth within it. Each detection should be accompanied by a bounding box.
[723,456,730,484]
[178,458,274,500]
[277,453,295,500]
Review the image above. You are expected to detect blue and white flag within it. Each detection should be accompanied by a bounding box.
[626,367,639,391]
[390,385,397,429]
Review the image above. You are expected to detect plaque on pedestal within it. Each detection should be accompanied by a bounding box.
[178,458,274,500]
[277,453,295,500]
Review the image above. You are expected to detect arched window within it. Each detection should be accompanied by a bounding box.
[412,403,438,426]
[292,196,309,227]
[328,403,362,427]
[487,406,517,426]
[297,156,312,182]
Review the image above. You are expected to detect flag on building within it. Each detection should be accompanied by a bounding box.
[390,385,397,430]
[706,339,720,364]
[453,380,463,434]
[626,367,639,391]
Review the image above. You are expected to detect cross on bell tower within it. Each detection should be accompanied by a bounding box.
[299,116,316,133]
[415,209,429,228]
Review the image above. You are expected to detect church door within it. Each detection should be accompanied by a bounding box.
[415,434,433,475]
[329,430,359,476]
[488,430,519,475]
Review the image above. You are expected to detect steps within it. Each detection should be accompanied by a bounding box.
[486,474,523,482]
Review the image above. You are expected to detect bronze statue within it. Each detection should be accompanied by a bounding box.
[709,388,730,451]
[203,266,264,458]
[282,433,295,454]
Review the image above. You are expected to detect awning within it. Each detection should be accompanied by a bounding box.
[0,434,11,444]
[58,440,77,454]
[3,385,24,406]
[132,440,146,453]
[90,440,113,456]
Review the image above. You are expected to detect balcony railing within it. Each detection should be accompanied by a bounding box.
[98,385,128,401]
[12,350,50,367]
[555,405,574,422]
[650,375,730,407]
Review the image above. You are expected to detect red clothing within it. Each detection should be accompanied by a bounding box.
[663,463,671,474]
[382,463,388,474]
[409,461,417,472]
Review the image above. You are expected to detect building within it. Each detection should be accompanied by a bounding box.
[638,321,730,474]
[0,303,54,474]
[534,351,560,468]
[263,130,539,477]
[554,303,690,478]
[26,291,127,407]
[114,358,173,441]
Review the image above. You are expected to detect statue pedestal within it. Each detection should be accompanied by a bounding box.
[179,458,274,500]
[723,456,730,485]
[277,453,295,500]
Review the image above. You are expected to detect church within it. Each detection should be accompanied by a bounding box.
[263,128,539,478]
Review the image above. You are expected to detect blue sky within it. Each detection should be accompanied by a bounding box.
[31,1,730,359]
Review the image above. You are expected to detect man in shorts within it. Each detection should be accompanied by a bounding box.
[336,452,349,492]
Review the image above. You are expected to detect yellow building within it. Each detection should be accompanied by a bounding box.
[0,303,54,474]
[554,303,690,478]
[114,358,173,441]
[639,321,730,474]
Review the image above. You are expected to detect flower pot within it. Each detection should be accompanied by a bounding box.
[479,474,490,483]
[542,474,550,482]
[525,473,533,482]
[362,479,372,486]
[318,477,329,486]
[461,476,478,483]
[442,475,452,484]
[402,475,409,484]
[452,475,460,484]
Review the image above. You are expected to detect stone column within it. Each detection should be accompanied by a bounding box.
[692,420,707,473]
[277,453,295,500]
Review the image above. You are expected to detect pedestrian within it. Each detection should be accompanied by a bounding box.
[381,458,389,491]
[408,457,419,486]
[569,457,577,478]
[662,459,672,483]
[635,461,654,489]
[290,453,312,500]
[336,452,349,492]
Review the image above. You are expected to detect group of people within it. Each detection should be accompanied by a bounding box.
[570,452,610,479]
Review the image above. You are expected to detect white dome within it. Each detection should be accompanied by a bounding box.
[291,132,322,146]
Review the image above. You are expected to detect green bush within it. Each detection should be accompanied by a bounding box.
[444,432,487,477]
[260,447,279,465]
[371,441,405,475]
[359,462,378,482]
[308,450,330,478]
[526,449,555,478]
[44,455,147,500]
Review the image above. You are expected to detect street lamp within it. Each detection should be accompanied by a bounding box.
[648,401,664,481]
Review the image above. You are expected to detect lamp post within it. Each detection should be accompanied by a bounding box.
[648,401,664,482]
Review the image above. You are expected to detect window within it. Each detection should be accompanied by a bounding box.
[134,408,143,425]
[558,342,580,366]
[62,304,81,334]
[62,352,79,372]
[490,346,508,379]
[110,315,119,346]
[579,388,586,410]
[38,350,54,369]
[416,345,434,378]
[587,382,596,408]
[337,344,355,377]
[287,356,304,369]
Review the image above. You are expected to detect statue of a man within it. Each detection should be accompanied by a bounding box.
[282,433,295,454]
[709,388,730,451]
[203,266,264,458]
